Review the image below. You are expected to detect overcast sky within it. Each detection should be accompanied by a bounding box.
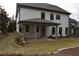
[0,0,79,21]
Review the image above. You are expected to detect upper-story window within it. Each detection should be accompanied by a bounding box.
[50,14,54,20]
[56,14,61,20]
[65,27,68,34]
[41,12,45,19]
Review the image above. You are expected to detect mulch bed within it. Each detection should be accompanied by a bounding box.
[53,47,79,56]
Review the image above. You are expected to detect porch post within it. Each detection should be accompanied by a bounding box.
[35,24,36,40]
[22,24,25,39]
[56,25,58,39]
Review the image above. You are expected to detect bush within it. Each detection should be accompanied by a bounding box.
[7,20,16,32]
[15,32,27,46]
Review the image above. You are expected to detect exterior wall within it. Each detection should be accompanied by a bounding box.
[44,11,69,37]
[58,14,69,37]
[16,7,69,38]
[20,8,41,20]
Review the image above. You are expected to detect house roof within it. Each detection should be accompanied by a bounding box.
[19,18,60,26]
[69,18,79,28]
[16,3,71,17]
[77,22,79,27]
[69,18,78,23]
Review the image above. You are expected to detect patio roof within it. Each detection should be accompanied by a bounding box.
[19,18,60,26]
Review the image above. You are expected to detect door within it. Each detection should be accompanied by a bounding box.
[41,26,46,37]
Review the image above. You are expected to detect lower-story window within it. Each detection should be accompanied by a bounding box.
[65,27,68,34]
[59,27,62,35]
[19,26,23,33]
[36,25,39,32]
[52,27,55,35]
[19,26,21,32]
[25,25,29,32]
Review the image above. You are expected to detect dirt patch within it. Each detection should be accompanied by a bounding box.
[0,34,8,40]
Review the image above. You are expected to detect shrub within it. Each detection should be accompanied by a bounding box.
[15,32,27,46]
[7,20,16,32]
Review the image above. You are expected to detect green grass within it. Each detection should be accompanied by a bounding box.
[0,32,79,55]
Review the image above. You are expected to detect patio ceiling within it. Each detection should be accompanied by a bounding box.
[19,18,60,26]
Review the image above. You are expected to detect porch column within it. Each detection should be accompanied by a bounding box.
[22,24,25,39]
[35,24,36,40]
[56,25,58,39]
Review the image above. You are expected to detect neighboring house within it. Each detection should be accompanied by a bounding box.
[69,18,79,36]
[16,3,70,39]
[77,22,79,35]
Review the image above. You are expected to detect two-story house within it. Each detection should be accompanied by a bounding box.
[16,3,70,39]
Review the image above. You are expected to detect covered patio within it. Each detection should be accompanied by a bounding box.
[19,18,60,39]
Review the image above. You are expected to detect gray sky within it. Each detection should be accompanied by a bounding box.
[0,0,79,21]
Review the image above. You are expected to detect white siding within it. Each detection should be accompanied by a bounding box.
[16,11,20,32]
[17,7,69,37]
[20,8,41,20]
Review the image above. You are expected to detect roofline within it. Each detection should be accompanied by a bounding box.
[69,18,78,23]
[16,3,71,18]
[19,21,60,26]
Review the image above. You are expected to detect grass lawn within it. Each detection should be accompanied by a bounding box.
[0,32,79,55]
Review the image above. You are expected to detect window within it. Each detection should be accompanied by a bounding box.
[59,27,62,35]
[36,26,39,32]
[50,14,54,20]
[19,26,21,32]
[65,27,68,34]
[52,27,55,34]
[56,14,60,20]
[41,12,45,19]
[19,26,23,32]
[25,25,29,32]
